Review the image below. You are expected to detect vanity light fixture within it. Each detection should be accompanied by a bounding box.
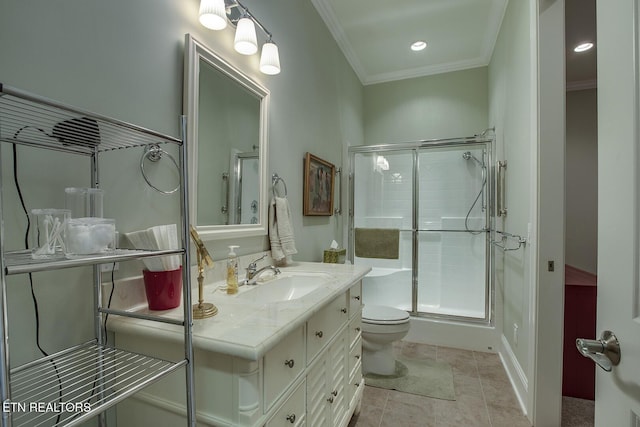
[260,38,281,75]
[199,0,227,30]
[198,0,281,75]
[234,14,258,55]
[574,42,594,53]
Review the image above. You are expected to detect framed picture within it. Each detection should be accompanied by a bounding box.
[303,153,335,216]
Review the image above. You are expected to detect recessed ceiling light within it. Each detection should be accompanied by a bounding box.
[574,42,594,53]
[411,41,427,51]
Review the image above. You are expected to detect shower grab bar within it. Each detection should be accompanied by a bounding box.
[497,160,507,216]
[334,167,342,215]
[492,230,526,251]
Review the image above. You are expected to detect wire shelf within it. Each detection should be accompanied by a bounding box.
[9,341,185,427]
[3,249,184,275]
[0,84,181,156]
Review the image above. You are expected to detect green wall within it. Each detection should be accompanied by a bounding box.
[566,89,597,274]
[488,0,535,378]
[0,0,363,366]
[363,67,489,145]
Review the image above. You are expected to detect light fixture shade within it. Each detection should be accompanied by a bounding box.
[234,17,258,55]
[260,42,281,75]
[199,0,227,30]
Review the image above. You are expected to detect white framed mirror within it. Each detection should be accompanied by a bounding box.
[184,34,269,240]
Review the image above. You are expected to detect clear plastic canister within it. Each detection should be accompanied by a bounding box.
[30,209,71,259]
[65,217,116,257]
[64,187,104,218]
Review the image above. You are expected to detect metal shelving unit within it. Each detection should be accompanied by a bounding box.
[0,84,195,426]
[11,342,185,427]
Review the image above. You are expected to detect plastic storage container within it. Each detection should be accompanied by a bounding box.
[65,187,104,218]
[65,217,115,257]
[30,209,71,259]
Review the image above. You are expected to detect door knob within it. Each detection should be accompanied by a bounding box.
[576,330,621,372]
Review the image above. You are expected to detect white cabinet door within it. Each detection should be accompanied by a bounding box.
[306,329,348,427]
[593,0,640,425]
[306,354,328,427]
[327,332,347,426]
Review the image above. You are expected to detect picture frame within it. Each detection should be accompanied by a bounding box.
[303,153,335,216]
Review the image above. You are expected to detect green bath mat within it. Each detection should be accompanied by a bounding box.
[364,356,456,401]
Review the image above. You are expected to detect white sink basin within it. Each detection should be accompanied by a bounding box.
[237,272,332,303]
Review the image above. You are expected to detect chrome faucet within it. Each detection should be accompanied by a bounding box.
[243,254,280,285]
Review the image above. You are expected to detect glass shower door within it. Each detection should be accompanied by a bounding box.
[417,145,489,320]
[352,150,414,312]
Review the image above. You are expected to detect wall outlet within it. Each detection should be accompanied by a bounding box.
[513,323,519,347]
[100,262,119,273]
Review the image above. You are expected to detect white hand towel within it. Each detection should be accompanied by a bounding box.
[269,197,297,261]
[275,197,297,257]
[269,198,284,261]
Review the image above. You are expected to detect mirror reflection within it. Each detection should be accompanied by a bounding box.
[184,34,269,239]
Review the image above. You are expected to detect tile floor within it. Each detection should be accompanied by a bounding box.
[561,396,595,427]
[348,340,595,427]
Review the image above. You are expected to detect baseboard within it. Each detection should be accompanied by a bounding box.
[498,334,529,416]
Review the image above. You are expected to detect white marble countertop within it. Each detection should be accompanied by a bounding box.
[107,261,370,361]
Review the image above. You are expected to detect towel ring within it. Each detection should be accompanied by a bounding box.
[140,144,180,195]
[272,173,288,198]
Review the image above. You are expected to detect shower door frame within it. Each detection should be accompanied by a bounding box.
[348,135,495,325]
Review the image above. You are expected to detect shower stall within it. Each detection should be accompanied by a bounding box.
[348,134,494,324]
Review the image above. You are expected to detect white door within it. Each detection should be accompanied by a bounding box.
[592,0,640,424]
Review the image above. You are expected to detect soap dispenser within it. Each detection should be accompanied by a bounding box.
[226,245,239,295]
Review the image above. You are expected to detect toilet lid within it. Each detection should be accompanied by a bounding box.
[362,305,410,324]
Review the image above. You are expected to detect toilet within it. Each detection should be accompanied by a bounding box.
[361,304,411,376]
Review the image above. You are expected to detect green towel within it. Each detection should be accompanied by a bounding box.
[354,228,399,259]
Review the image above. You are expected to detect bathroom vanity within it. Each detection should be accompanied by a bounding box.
[109,262,370,427]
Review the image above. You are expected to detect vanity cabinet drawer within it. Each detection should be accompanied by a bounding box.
[348,281,362,318]
[307,293,349,364]
[264,325,306,411]
[266,380,306,427]
[348,316,361,349]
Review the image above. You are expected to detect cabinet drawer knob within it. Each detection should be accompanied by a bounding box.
[353,295,360,301]
[355,354,360,360]
[341,308,347,314]
[284,359,295,368]
[331,390,338,396]
[286,414,296,423]
[355,327,361,332]
[327,396,334,404]
[354,382,360,387]
[315,331,323,338]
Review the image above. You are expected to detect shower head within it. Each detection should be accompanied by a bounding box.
[463,151,483,167]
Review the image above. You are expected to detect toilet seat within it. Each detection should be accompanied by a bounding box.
[362,305,410,325]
